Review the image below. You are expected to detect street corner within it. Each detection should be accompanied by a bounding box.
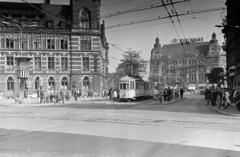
[205,104,240,117]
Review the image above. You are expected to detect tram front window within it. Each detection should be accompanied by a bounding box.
[121,83,129,90]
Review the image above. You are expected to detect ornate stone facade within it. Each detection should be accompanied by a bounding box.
[0,0,109,96]
[150,33,222,90]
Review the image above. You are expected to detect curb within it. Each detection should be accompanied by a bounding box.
[205,104,240,117]
[146,97,185,105]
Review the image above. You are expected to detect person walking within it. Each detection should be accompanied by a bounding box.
[205,88,211,105]
[112,89,117,103]
[167,87,171,102]
[218,88,224,109]
[74,89,78,101]
[60,89,64,104]
[158,89,163,103]
[108,87,112,101]
[224,89,231,110]
[55,89,59,105]
[163,89,167,101]
[180,88,184,99]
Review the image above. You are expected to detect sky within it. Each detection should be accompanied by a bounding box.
[0,0,226,73]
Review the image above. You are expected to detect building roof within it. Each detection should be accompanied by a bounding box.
[162,41,210,57]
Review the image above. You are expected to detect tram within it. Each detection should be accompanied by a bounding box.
[119,76,155,101]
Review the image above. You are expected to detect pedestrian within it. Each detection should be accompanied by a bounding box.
[40,89,45,104]
[55,89,59,105]
[108,87,112,101]
[218,88,224,109]
[224,89,231,110]
[180,88,184,99]
[74,89,78,101]
[158,89,162,103]
[163,89,167,101]
[167,87,171,102]
[205,88,211,105]
[117,88,120,102]
[60,89,64,104]
[112,89,117,103]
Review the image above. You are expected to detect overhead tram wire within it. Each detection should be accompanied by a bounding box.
[169,0,193,52]
[100,0,190,19]
[101,0,133,6]
[105,7,225,29]
[106,17,193,33]
[161,0,186,52]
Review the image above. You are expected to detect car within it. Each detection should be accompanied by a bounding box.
[28,93,38,99]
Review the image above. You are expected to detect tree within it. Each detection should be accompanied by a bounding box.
[119,50,149,77]
[107,70,125,88]
[205,67,224,86]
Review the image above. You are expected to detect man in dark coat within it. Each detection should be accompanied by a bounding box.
[180,88,184,99]
[167,87,172,101]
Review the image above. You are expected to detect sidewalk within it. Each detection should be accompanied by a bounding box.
[205,104,240,117]
[0,96,184,107]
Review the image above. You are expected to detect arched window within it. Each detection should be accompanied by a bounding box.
[35,77,40,90]
[79,10,90,29]
[7,77,14,91]
[83,76,90,90]
[48,77,55,90]
[61,77,68,90]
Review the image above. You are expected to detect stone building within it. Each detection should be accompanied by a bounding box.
[150,33,223,90]
[0,0,109,96]
[222,0,240,89]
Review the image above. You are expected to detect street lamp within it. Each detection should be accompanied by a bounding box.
[2,20,36,104]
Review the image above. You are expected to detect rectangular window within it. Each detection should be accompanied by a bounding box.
[6,38,14,49]
[80,37,91,50]
[61,57,68,70]
[47,21,54,28]
[48,57,55,70]
[6,56,14,69]
[60,39,68,50]
[34,57,41,70]
[83,57,89,70]
[47,39,55,49]
[34,37,41,49]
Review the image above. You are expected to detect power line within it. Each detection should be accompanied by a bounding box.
[169,0,192,52]
[100,0,189,19]
[106,18,193,33]
[105,7,225,29]
[101,0,133,6]
[161,0,186,52]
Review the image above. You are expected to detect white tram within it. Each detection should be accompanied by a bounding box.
[119,76,155,101]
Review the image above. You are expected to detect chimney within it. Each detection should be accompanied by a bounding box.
[44,0,50,4]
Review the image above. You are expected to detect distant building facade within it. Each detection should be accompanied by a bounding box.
[0,0,109,96]
[150,33,225,89]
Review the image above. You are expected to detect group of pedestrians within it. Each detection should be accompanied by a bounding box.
[154,87,185,103]
[38,88,65,105]
[205,86,240,111]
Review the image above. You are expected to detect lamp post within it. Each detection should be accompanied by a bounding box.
[2,20,36,104]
